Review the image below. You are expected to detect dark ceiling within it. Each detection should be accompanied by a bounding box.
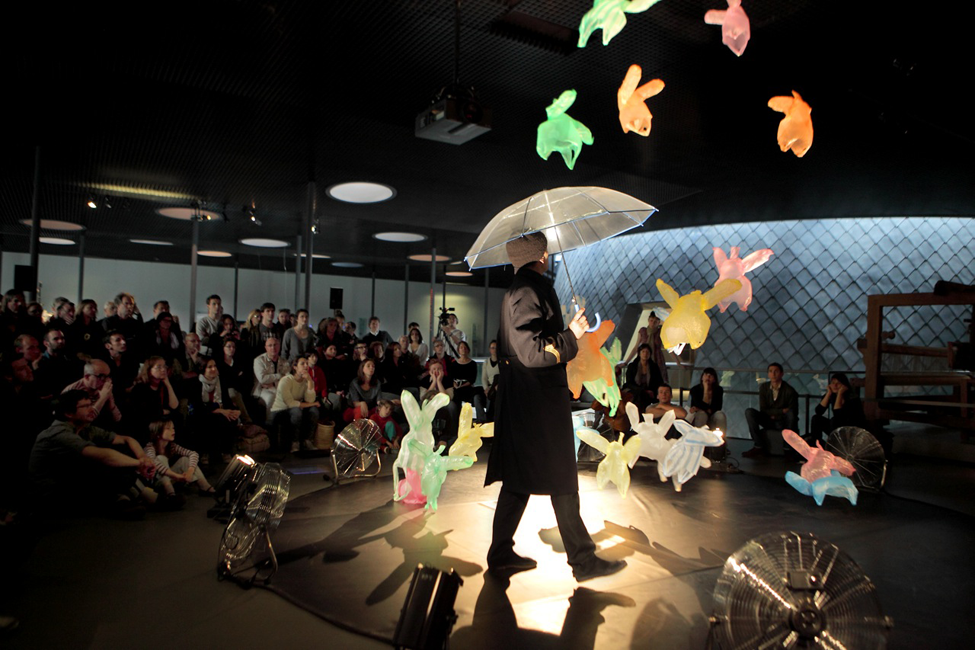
[2,0,972,288]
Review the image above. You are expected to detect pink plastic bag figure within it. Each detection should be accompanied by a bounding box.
[617,65,665,136]
[768,91,813,157]
[704,0,751,57]
[567,320,616,400]
[656,278,741,352]
[783,430,855,482]
[397,469,426,505]
[712,246,774,312]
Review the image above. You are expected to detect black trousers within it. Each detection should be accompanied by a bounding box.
[488,487,596,569]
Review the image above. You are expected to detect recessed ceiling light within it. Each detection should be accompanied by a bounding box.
[327,182,395,204]
[130,239,173,246]
[240,238,289,248]
[331,262,364,268]
[408,254,451,262]
[373,232,426,243]
[157,207,223,221]
[198,250,232,258]
[445,271,473,277]
[296,253,331,259]
[19,219,86,231]
[40,237,75,246]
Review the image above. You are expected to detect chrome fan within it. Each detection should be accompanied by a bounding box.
[218,462,291,584]
[710,531,892,649]
[330,419,384,482]
[827,427,888,489]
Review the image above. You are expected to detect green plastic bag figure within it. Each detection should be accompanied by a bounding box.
[536,90,593,170]
[578,0,663,48]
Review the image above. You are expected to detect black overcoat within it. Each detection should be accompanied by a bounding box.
[485,266,579,495]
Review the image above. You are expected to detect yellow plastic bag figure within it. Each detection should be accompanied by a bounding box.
[712,246,774,313]
[575,426,642,497]
[578,0,663,48]
[567,320,616,401]
[449,402,494,460]
[704,0,751,57]
[617,65,665,137]
[536,90,593,170]
[656,278,741,353]
[768,91,813,157]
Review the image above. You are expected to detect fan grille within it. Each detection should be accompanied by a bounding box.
[827,427,888,489]
[332,419,384,478]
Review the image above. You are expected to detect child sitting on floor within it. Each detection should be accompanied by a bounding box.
[370,399,402,450]
[144,419,215,508]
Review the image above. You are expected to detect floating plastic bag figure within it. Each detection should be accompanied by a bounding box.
[537,90,593,170]
[396,469,425,505]
[768,91,813,157]
[449,402,494,460]
[661,420,725,492]
[578,0,663,48]
[576,426,642,497]
[712,246,774,313]
[625,402,677,483]
[393,390,449,503]
[407,438,474,512]
[656,278,741,353]
[568,320,616,401]
[617,65,665,136]
[782,429,858,505]
[704,0,751,57]
[582,339,622,416]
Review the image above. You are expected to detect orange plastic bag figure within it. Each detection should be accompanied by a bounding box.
[769,91,813,157]
[567,320,615,400]
[704,0,751,57]
[617,65,664,136]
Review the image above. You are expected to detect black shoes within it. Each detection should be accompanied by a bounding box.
[741,446,767,459]
[572,557,627,582]
[488,552,538,573]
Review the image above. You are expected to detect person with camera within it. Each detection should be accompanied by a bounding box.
[437,310,466,358]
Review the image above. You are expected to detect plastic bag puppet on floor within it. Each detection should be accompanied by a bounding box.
[537,90,593,171]
[656,278,740,354]
[567,320,622,416]
[617,65,665,137]
[578,0,663,48]
[625,402,676,483]
[704,0,751,57]
[782,430,858,506]
[768,91,813,157]
[661,420,725,492]
[712,246,774,312]
[449,402,494,460]
[575,426,642,497]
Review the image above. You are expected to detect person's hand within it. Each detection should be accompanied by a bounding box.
[825,383,834,396]
[836,383,848,396]
[98,378,113,400]
[568,308,589,339]
[137,458,156,482]
[182,469,195,482]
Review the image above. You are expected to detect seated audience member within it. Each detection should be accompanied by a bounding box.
[239,308,264,363]
[645,384,687,430]
[277,308,293,330]
[623,343,664,413]
[151,300,181,331]
[319,344,348,407]
[29,390,156,519]
[345,320,359,344]
[743,362,799,458]
[481,340,500,422]
[282,308,315,362]
[173,332,208,397]
[46,300,75,340]
[252,336,289,419]
[70,299,104,358]
[13,334,42,371]
[344,358,382,422]
[316,317,349,359]
[195,294,223,356]
[370,399,402,450]
[380,341,417,399]
[144,419,214,507]
[420,361,459,441]
[188,359,241,463]
[370,340,386,362]
[1,356,45,514]
[214,338,252,420]
[206,314,239,357]
[421,339,454,388]
[62,359,122,431]
[407,327,428,364]
[686,367,727,433]
[129,356,179,443]
[34,329,80,398]
[146,311,184,365]
[258,302,284,342]
[306,349,338,413]
[452,341,486,418]
[810,372,865,443]
[21,302,46,340]
[361,316,393,349]
[101,292,143,357]
[270,355,320,453]
[100,331,139,399]
[103,300,117,319]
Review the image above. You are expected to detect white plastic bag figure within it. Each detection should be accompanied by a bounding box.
[661,420,725,492]
[625,402,677,484]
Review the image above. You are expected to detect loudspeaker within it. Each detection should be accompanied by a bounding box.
[394,564,463,650]
[329,287,343,310]
[14,265,36,292]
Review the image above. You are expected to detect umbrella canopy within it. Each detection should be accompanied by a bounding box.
[465,186,656,269]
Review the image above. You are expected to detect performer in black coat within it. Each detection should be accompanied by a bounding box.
[485,232,627,582]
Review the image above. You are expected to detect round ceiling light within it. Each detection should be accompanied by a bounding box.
[373,232,426,243]
[408,254,451,263]
[157,207,223,221]
[19,219,86,231]
[445,271,473,277]
[331,262,364,268]
[198,250,232,258]
[40,237,75,246]
[327,182,395,204]
[240,238,289,248]
[130,239,173,246]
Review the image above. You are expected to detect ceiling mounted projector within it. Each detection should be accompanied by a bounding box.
[416,84,491,145]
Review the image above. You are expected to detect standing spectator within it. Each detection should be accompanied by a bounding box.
[258,303,284,342]
[481,340,500,422]
[282,309,315,362]
[146,311,184,365]
[437,313,466,358]
[361,316,393,349]
[195,294,223,356]
[239,309,264,363]
[270,355,320,453]
[101,292,144,358]
[277,308,293,330]
[407,327,428,364]
[743,362,800,458]
[810,372,865,443]
[253,337,289,420]
[71,299,104,358]
[1,289,26,347]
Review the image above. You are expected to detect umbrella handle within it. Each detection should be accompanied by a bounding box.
[571,301,601,333]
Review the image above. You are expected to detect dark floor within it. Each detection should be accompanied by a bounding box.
[2,430,973,649]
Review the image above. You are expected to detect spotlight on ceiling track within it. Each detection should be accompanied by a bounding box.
[102,196,112,209]
[245,205,261,226]
[86,197,97,209]
[311,219,319,235]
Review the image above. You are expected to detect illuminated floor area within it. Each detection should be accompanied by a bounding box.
[2,436,973,649]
